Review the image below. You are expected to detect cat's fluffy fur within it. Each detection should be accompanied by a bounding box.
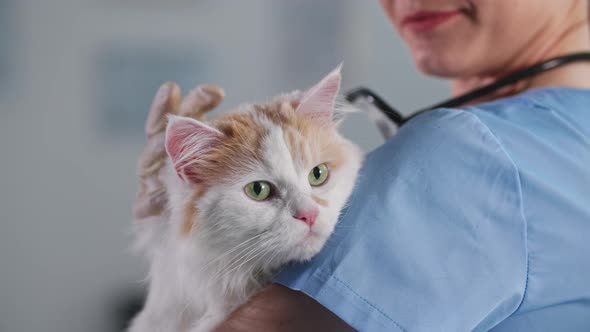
[129,66,362,332]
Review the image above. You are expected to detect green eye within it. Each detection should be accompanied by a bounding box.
[308,163,329,186]
[244,181,272,201]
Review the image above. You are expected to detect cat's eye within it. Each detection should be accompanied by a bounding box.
[308,163,329,186]
[244,181,272,201]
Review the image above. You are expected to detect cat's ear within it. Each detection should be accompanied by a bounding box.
[295,64,342,125]
[165,115,223,184]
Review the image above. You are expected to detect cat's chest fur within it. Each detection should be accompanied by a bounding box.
[137,230,272,331]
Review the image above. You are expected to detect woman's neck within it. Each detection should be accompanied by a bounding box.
[451,5,590,102]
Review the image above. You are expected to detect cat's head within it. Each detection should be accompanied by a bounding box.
[164,66,362,270]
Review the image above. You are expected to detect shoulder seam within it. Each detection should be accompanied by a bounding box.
[456,109,530,316]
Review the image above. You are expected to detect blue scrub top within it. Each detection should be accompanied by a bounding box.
[275,87,590,332]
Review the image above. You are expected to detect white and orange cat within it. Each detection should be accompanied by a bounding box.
[129,66,362,332]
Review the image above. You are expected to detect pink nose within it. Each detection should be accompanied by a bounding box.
[293,208,318,227]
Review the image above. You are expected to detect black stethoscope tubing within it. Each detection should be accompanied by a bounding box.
[346,52,590,128]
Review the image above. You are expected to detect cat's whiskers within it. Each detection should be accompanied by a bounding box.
[213,249,262,286]
[258,243,282,270]
[223,240,274,278]
[215,238,274,283]
[221,239,271,275]
[220,249,274,298]
[221,242,282,298]
[204,238,265,279]
[200,231,268,272]
[210,237,270,281]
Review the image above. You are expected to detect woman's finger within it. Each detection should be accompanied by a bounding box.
[145,81,182,138]
[179,84,225,120]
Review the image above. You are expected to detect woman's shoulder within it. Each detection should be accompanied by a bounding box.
[460,86,590,127]
[380,86,590,175]
[466,86,590,111]
[360,107,522,216]
[372,107,511,177]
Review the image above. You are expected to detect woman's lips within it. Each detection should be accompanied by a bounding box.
[402,10,461,33]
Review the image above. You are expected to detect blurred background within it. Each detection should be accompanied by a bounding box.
[0,1,448,331]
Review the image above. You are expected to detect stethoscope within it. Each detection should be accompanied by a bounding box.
[345,52,590,138]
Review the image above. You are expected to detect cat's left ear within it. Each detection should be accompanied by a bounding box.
[165,115,223,184]
[295,64,342,125]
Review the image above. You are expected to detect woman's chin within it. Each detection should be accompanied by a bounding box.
[413,50,470,78]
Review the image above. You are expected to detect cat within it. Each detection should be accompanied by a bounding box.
[129,65,363,332]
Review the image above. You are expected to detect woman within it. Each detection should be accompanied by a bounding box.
[135,1,590,331]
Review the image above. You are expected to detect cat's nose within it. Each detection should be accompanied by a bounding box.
[293,208,318,227]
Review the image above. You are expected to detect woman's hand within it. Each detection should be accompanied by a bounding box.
[215,284,355,332]
[134,82,224,220]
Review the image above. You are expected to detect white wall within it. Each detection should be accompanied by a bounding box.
[0,1,447,331]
